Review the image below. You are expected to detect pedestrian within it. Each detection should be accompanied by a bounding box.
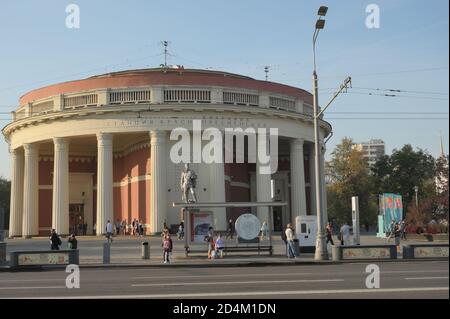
[260,221,268,241]
[386,220,396,243]
[50,229,62,250]
[226,219,234,239]
[162,234,173,264]
[394,223,402,252]
[177,223,184,240]
[139,220,144,236]
[340,222,351,246]
[215,234,225,258]
[134,220,140,237]
[285,224,298,259]
[281,226,288,256]
[205,227,215,259]
[115,219,121,235]
[106,220,113,243]
[68,234,78,250]
[400,219,408,240]
[131,219,136,236]
[326,222,334,245]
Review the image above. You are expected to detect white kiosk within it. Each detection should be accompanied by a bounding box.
[296,215,317,253]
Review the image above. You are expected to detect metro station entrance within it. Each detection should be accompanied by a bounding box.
[69,203,85,235]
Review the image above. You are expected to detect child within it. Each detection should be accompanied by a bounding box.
[163,234,173,264]
[215,234,225,259]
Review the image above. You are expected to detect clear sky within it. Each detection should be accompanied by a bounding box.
[0,0,448,178]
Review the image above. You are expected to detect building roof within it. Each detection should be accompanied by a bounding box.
[19,68,313,106]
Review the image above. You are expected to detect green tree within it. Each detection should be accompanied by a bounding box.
[371,144,436,215]
[0,176,11,229]
[326,137,378,227]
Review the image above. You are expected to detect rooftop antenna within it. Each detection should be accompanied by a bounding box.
[161,41,170,68]
[264,66,270,81]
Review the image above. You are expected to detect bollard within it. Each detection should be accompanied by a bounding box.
[332,245,342,261]
[141,242,150,260]
[103,242,111,264]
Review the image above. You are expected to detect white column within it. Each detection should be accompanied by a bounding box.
[96,133,113,236]
[150,130,167,234]
[320,143,328,224]
[52,137,69,235]
[290,138,307,221]
[9,148,24,237]
[209,158,227,231]
[22,143,39,238]
[309,144,317,215]
[256,137,272,225]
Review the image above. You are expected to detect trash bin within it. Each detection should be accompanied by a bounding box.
[424,234,434,242]
[142,242,150,259]
[293,239,300,257]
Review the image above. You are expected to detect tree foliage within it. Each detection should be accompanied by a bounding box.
[326,137,377,227]
[0,176,10,229]
[371,144,435,214]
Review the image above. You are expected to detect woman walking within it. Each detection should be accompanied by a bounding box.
[162,234,173,264]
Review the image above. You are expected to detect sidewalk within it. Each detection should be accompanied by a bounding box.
[1,233,448,271]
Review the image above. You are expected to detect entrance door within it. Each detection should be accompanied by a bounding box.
[69,204,85,235]
[273,207,283,231]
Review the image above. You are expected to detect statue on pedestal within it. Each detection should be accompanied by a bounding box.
[180,163,198,203]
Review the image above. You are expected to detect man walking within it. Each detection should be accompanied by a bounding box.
[285,223,298,259]
[326,222,334,245]
[400,219,408,240]
[226,219,234,240]
[106,220,113,243]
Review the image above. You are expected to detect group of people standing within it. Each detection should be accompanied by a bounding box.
[113,219,146,236]
[49,229,78,250]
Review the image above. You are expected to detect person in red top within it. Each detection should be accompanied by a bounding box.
[163,234,173,264]
[326,222,334,245]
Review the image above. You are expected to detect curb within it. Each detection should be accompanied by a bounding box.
[0,257,447,272]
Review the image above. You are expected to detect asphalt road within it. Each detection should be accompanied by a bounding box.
[0,261,448,299]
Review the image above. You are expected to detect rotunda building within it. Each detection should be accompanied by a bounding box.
[2,68,331,237]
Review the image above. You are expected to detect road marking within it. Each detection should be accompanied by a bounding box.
[405,277,449,280]
[0,286,66,290]
[131,279,344,287]
[132,273,315,280]
[131,269,448,281]
[13,287,449,299]
[0,279,64,283]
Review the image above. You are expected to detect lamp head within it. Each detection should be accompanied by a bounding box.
[315,19,326,30]
[318,6,328,17]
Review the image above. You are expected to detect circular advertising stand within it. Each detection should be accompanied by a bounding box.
[235,214,261,240]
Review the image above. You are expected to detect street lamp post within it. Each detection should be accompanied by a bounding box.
[414,186,419,208]
[312,6,329,261]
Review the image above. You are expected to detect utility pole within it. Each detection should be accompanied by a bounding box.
[311,6,352,261]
